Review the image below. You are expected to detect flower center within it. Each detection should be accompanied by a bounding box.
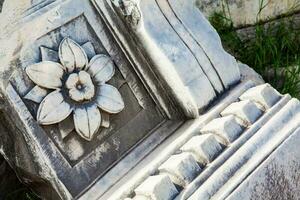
[76,83,83,90]
[65,71,95,102]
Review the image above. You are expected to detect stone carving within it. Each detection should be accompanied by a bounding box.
[25,38,125,141]
[122,84,284,200]
[0,1,299,200]
[112,0,141,27]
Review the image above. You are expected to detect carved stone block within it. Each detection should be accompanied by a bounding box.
[0,1,299,200]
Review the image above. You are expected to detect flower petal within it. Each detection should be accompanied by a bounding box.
[58,115,74,139]
[37,90,73,125]
[96,84,124,114]
[83,86,95,100]
[24,85,48,103]
[26,61,64,89]
[78,71,93,86]
[74,105,101,141]
[81,41,96,59]
[87,54,115,83]
[66,73,79,89]
[78,71,95,100]
[69,88,85,102]
[59,38,88,72]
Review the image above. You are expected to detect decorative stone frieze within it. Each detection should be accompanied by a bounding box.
[220,100,263,127]
[201,115,244,145]
[158,153,202,187]
[124,83,289,200]
[239,83,282,110]
[180,134,223,164]
[134,175,178,200]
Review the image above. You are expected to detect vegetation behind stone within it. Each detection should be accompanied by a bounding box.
[209,0,300,98]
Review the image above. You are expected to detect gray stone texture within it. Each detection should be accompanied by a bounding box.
[226,129,300,200]
[0,1,298,200]
[180,134,223,164]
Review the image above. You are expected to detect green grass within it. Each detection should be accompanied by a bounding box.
[209,0,300,98]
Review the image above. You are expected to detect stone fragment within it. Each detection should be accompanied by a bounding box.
[134,175,178,200]
[239,83,282,111]
[158,153,201,186]
[201,115,244,145]
[180,134,223,164]
[220,100,263,126]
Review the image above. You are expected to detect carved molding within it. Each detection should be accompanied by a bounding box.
[24,38,125,141]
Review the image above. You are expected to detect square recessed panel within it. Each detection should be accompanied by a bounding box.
[9,8,171,196]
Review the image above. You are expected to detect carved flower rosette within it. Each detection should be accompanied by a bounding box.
[25,38,125,141]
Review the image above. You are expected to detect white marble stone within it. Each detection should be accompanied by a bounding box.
[81,41,96,59]
[134,175,178,200]
[99,82,254,200]
[226,128,300,200]
[132,196,148,200]
[221,100,263,126]
[239,83,282,111]
[180,134,223,164]
[201,115,244,145]
[189,98,300,200]
[158,153,201,186]
[1,1,299,200]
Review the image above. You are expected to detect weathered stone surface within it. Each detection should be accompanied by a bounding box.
[125,0,240,114]
[99,81,255,200]
[0,1,179,198]
[239,83,282,110]
[134,175,178,200]
[189,98,300,200]
[0,1,299,200]
[238,62,264,85]
[180,134,223,164]
[221,100,263,126]
[158,153,202,186]
[226,128,300,200]
[201,115,244,145]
